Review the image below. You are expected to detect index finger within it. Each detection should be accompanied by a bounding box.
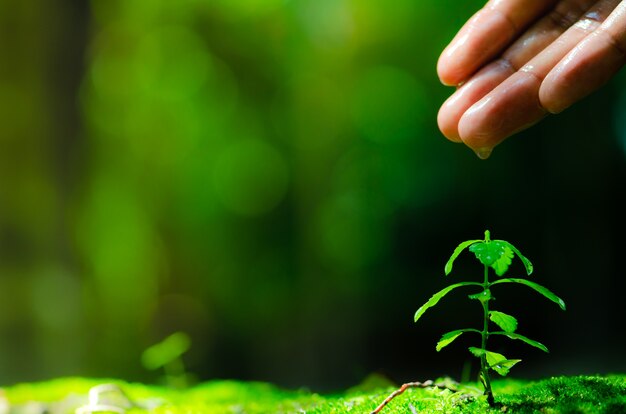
[438,0,558,86]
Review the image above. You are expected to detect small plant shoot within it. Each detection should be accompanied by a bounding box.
[414,230,566,406]
[142,332,192,389]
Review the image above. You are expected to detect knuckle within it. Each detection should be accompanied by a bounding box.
[547,0,590,31]
[547,8,579,30]
[600,29,626,57]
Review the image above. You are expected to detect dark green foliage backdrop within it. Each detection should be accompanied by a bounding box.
[0,0,624,390]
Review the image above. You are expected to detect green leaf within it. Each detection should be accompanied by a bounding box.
[485,350,506,367]
[468,348,521,376]
[492,245,514,276]
[491,332,549,353]
[496,240,533,275]
[484,350,521,376]
[141,332,191,370]
[435,329,480,352]
[469,241,514,275]
[489,311,518,333]
[489,358,522,376]
[468,347,485,358]
[414,282,482,322]
[468,289,492,303]
[491,278,566,310]
[444,239,481,275]
[437,331,462,352]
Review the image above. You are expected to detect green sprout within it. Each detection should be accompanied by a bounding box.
[414,230,566,405]
[141,332,191,389]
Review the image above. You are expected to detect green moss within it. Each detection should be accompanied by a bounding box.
[495,376,626,414]
[3,375,626,413]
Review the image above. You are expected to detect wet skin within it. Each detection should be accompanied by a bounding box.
[437,0,626,158]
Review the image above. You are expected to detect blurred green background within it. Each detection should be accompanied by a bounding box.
[0,0,625,390]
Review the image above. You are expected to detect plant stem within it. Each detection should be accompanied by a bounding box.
[164,358,187,389]
[480,264,494,406]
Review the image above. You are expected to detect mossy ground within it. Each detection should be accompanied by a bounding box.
[3,375,626,413]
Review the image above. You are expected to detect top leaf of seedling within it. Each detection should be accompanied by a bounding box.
[461,231,533,276]
[444,231,533,277]
[469,241,513,276]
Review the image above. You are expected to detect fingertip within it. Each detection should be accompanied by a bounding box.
[538,52,581,115]
[459,71,546,150]
[538,79,568,114]
[456,91,509,152]
[438,123,463,143]
[437,53,465,86]
[457,104,498,152]
[456,98,512,157]
[437,98,463,143]
[438,7,523,87]
[439,60,517,145]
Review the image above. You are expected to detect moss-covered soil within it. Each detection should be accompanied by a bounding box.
[2,375,625,413]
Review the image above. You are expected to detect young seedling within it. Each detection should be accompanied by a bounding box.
[415,230,566,405]
[141,332,192,389]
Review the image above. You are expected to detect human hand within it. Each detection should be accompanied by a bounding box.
[437,0,626,159]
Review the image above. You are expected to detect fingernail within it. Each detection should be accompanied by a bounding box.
[474,147,492,160]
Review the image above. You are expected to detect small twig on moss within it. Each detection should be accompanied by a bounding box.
[370,380,458,414]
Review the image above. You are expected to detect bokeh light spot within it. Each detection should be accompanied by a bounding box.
[296,0,354,48]
[76,176,163,323]
[90,23,213,103]
[136,25,212,100]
